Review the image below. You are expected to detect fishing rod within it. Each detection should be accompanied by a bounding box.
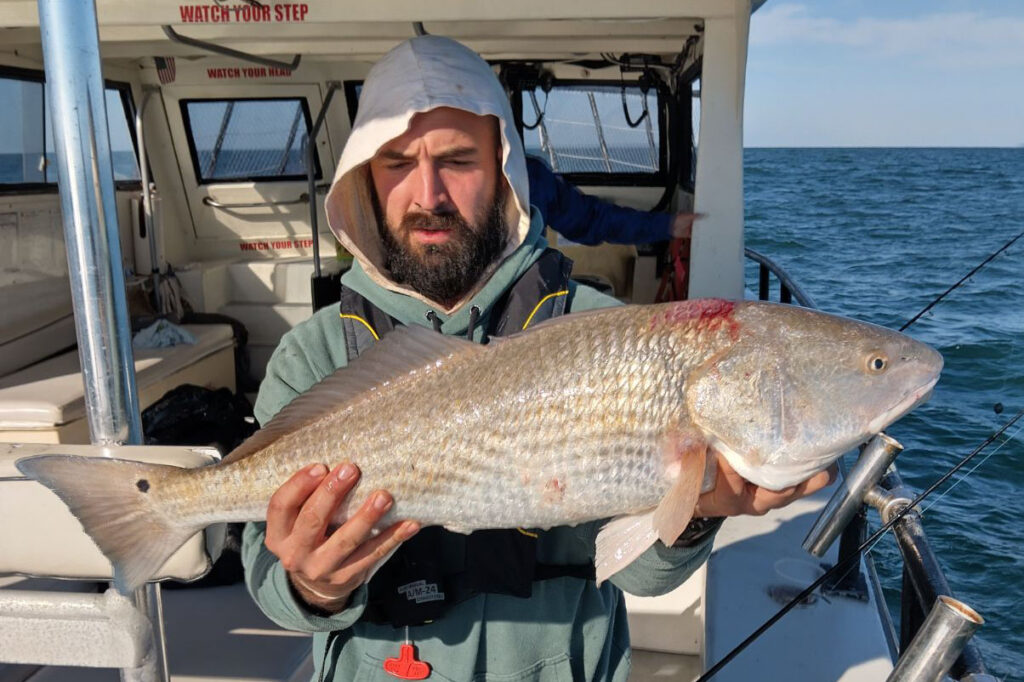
[697,407,1024,682]
[900,229,1023,332]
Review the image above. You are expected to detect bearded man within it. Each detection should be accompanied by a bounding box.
[242,35,833,682]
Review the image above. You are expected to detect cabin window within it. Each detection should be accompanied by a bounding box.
[180,98,320,184]
[517,82,665,186]
[0,68,140,190]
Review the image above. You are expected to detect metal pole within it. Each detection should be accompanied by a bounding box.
[37,1,168,680]
[135,88,161,313]
[587,91,613,173]
[305,81,340,280]
[529,90,557,172]
[875,470,990,677]
[803,433,903,557]
[277,105,303,176]
[886,596,984,682]
[38,0,142,447]
[206,101,234,178]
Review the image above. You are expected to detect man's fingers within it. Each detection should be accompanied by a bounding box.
[290,463,360,549]
[265,463,329,548]
[670,212,706,239]
[312,489,395,573]
[747,466,837,515]
[335,520,421,583]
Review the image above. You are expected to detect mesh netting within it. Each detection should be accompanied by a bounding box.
[185,99,307,181]
[521,85,659,175]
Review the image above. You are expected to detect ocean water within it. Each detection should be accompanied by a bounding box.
[744,147,1024,680]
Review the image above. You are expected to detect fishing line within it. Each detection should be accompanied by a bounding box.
[919,421,1024,517]
[696,407,1024,682]
[900,229,1023,332]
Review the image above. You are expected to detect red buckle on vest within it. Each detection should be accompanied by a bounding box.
[384,643,430,680]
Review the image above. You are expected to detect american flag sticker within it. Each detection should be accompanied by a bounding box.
[155,56,176,85]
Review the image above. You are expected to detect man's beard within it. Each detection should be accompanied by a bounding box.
[377,184,509,307]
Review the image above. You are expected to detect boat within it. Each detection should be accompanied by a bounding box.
[0,1,993,680]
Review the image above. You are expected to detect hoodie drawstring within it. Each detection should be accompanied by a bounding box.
[426,306,484,342]
[425,310,443,333]
[467,306,480,341]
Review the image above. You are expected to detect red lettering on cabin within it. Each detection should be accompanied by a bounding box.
[206,66,292,79]
[179,5,231,22]
[651,299,739,339]
[206,68,242,79]
[179,3,307,23]
[239,239,316,252]
[275,3,309,22]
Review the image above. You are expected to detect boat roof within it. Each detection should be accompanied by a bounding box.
[0,0,763,62]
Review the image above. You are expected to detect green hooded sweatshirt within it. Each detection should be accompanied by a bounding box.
[241,35,715,682]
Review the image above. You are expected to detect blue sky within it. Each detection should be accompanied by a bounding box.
[746,1,1024,147]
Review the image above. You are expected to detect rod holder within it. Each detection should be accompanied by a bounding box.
[886,595,984,682]
[803,433,903,557]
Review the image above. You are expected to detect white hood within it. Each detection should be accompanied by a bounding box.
[324,36,532,311]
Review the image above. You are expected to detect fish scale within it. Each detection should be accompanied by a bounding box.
[222,312,696,530]
[15,299,943,591]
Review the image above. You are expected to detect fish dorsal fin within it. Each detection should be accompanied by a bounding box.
[221,325,484,464]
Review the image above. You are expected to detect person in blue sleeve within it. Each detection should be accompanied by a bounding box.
[526,154,699,246]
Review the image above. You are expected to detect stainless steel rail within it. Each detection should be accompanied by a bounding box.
[744,247,817,308]
[201,192,322,209]
[744,248,990,681]
[874,469,990,678]
[135,87,161,312]
[161,25,301,72]
[38,0,168,679]
[887,596,984,682]
[305,81,341,279]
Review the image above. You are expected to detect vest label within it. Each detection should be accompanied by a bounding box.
[397,580,445,604]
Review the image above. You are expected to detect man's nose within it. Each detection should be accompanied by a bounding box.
[413,161,450,213]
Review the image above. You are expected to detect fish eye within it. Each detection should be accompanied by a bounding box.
[867,354,888,373]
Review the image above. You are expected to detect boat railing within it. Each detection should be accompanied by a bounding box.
[744,247,993,681]
[744,247,817,308]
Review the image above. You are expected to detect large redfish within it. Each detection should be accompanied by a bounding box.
[16,300,942,592]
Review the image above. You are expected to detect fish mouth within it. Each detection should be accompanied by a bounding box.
[867,375,939,435]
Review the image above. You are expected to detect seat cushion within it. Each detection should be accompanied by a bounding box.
[0,273,76,378]
[0,443,224,581]
[0,324,234,430]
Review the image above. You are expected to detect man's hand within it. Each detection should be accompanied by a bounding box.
[694,453,838,519]
[669,212,704,240]
[264,462,420,614]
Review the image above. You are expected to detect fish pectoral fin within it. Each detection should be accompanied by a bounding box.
[444,524,473,535]
[594,511,659,585]
[654,431,708,546]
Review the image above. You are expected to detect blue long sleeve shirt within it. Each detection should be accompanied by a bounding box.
[527,155,673,246]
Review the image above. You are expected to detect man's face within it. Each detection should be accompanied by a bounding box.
[368,107,508,306]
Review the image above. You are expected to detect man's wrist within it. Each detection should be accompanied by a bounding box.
[672,516,725,548]
[288,572,352,616]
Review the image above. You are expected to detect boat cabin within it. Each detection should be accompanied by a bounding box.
[0,2,982,681]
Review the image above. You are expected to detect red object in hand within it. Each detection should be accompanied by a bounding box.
[384,643,431,680]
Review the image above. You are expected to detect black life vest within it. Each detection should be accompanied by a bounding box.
[337,248,596,628]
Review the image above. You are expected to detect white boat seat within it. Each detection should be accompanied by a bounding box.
[0,273,76,379]
[0,443,223,582]
[0,323,236,443]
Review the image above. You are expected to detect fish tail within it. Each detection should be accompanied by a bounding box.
[16,454,196,594]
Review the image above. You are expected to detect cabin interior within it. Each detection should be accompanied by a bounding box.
[0,12,730,436]
[0,3,897,681]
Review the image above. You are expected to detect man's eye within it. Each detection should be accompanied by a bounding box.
[386,161,413,170]
[445,158,474,167]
